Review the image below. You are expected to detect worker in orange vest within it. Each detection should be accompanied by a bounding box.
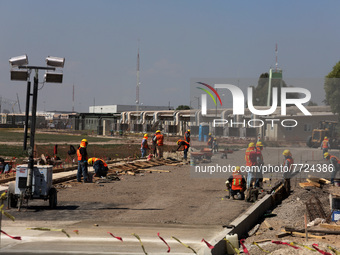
[176,139,190,160]
[77,139,89,183]
[226,166,246,200]
[324,152,340,184]
[141,134,150,158]
[321,136,330,155]
[155,130,164,158]
[282,150,294,195]
[88,157,108,177]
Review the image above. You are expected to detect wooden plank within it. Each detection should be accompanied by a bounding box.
[299,182,317,188]
[283,230,325,239]
[263,220,273,230]
[276,232,290,238]
[254,239,271,243]
[320,224,340,231]
[306,179,321,187]
[308,175,331,184]
[138,169,170,173]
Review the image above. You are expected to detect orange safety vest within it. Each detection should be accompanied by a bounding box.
[177,139,189,150]
[92,158,107,167]
[156,134,164,146]
[231,174,243,190]
[330,155,340,164]
[141,138,148,149]
[77,141,88,161]
[322,139,329,148]
[283,157,294,171]
[245,147,255,167]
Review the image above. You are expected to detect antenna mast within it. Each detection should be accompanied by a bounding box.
[275,43,278,71]
[136,43,140,105]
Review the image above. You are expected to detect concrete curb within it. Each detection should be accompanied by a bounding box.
[199,194,275,255]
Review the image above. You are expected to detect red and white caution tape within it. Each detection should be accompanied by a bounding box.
[240,239,249,255]
[312,244,333,255]
[157,232,170,253]
[201,238,214,249]
[108,232,123,242]
[272,240,299,249]
[0,230,21,240]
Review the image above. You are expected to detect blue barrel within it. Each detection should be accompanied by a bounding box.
[199,124,209,141]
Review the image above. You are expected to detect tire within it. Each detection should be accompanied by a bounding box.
[8,183,18,208]
[49,187,57,209]
[306,136,313,148]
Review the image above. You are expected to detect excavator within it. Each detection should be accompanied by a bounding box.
[306,121,340,149]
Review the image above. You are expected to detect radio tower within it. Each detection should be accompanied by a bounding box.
[136,46,140,105]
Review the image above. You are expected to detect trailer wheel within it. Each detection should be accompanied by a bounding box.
[8,183,18,208]
[49,187,57,209]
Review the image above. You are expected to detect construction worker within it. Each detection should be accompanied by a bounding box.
[141,134,150,158]
[254,141,264,188]
[207,133,213,148]
[324,152,340,184]
[226,166,246,200]
[88,157,108,177]
[184,129,191,143]
[176,139,190,160]
[155,130,164,158]
[282,150,294,195]
[212,138,218,153]
[321,136,330,155]
[151,132,158,157]
[245,142,256,189]
[77,139,89,183]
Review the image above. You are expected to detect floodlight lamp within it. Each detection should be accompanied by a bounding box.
[9,55,28,67]
[44,71,63,83]
[10,70,29,81]
[46,56,65,68]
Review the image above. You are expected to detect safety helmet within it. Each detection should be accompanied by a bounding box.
[282,150,291,156]
[144,134,148,138]
[248,142,255,148]
[324,152,330,158]
[156,130,161,133]
[188,129,191,132]
[324,136,328,139]
[88,158,93,165]
[256,141,263,147]
[81,139,88,143]
[209,133,212,135]
[233,166,241,173]
[214,138,217,140]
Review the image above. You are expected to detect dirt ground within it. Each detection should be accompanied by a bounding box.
[3,135,340,254]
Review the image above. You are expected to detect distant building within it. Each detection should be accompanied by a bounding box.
[89,104,173,114]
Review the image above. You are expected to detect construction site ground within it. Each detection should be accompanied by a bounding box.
[1,135,340,254]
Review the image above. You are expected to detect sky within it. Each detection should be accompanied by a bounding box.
[0,0,339,113]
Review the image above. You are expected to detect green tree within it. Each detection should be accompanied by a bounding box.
[324,61,340,116]
[252,72,299,106]
[176,105,190,110]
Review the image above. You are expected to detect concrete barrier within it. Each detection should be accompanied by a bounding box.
[199,193,276,255]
